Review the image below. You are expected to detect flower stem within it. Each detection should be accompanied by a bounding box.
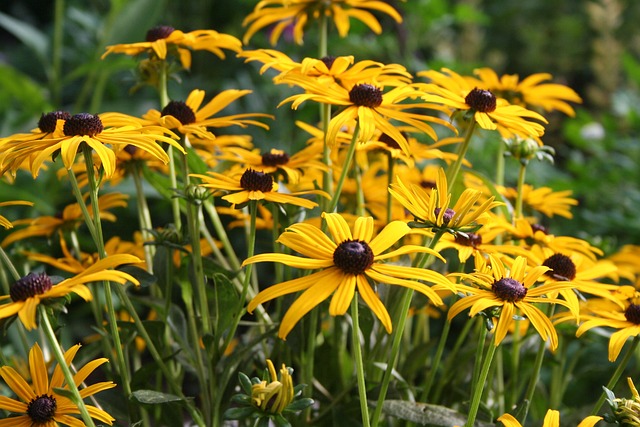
[132,163,155,272]
[446,120,477,188]
[39,306,97,427]
[351,296,371,427]
[328,122,360,213]
[591,335,640,415]
[465,332,498,427]
[514,162,527,221]
[185,198,211,335]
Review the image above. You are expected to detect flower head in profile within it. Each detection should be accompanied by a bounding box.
[389,167,501,233]
[501,184,578,219]
[192,168,328,209]
[419,68,548,138]
[448,255,574,349]
[242,0,402,45]
[496,409,601,427]
[245,212,455,338]
[0,254,141,330]
[0,342,116,426]
[102,25,242,69]
[472,68,583,116]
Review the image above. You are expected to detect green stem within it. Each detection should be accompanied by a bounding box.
[495,137,506,187]
[386,153,395,223]
[591,335,640,415]
[445,121,477,188]
[422,318,452,401]
[514,162,527,221]
[39,306,97,427]
[132,163,155,273]
[465,333,498,427]
[351,297,371,427]
[328,122,360,213]
[186,198,210,335]
[51,0,64,106]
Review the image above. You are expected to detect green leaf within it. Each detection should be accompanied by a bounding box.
[131,389,184,404]
[118,265,157,287]
[380,400,494,427]
[52,387,79,402]
[105,0,168,45]
[186,146,209,175]
[239,372,253,395]
[463,168,513,219]
[213,273,241,338]
[0,12,48,63]
[223,406,256,420]
[284,398,314,411]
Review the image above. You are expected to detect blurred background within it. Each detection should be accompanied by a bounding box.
[0,0,639,248]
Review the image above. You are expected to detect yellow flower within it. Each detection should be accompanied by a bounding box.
[501,184,578,219]
[496,409,601,427]
[242,0,402,45]
[448,255,574,349]
[102,25,242,69]
[245,212,455,338]
[251,360,294,414]
[192,168,328,209]
[419,68,548,138]
[0,254,141,330]
[0,342,116,426]
[472,68,583,116]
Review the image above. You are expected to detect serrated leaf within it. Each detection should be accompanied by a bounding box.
[131,389,184,404]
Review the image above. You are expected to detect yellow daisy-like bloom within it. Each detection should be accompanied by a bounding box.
[448,255,574,349]
[0,200,34,229]
[418,68,548,138]
[608,244,640,283]
[471,68,583,117]
[389,167,501,232]
[0,254,141,330]
[279,78,453,155]
[251,360,294,414]
[192,168,328,209]
[102,25,242,69]
[496,409,601,427]
[0,112,181,178]
[0,342,116,426]
[142,89,271,141]
[242,0,402,45]
[577,300,640,362]
[501,184,578,219]
[245,212,455,338]
[1,193,128,248]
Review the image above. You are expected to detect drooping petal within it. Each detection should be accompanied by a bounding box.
[328,274,356,316]
[356,275,392,333]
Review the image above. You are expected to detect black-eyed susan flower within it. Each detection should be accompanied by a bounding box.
[102,25,242,69]
[496,409,601,427]
[448,255,574,349]
[577,300,640,362]
[389,167,501,233]
[0,342,116,426]
[192,168,328,209]
[244,212,455,339]
[0,254,141,330]
[501,184,578,219]
[279,78,453,156]
[418,68,548,138]
[142,89,271,141]
[472,68,583,117]
[242,0,403,45]
[0,112,182,178]
[0,201,34,229]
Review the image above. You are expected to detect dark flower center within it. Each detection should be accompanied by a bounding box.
[333,239,374,275]
[624,304,640,324]
[161,100,196,125]
[27,394,57,423]
[420,180,436,189]
[63,113,104,137]
[349,84,383,108]
[10,273,53,302]
[378,132,402,150]
[434,207,456,225]
[531,223,549,235]
[455,232,482,248]
[321,55,336,69]
[124,145,138,156]
[146,25,175,42]
[240,168,273,192]
[262,150,290,167]
[542,253,577,281]
[492,277,527,302]
[38,111,71,133]
[465,88,497,113]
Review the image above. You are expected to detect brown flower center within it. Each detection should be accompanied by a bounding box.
[10,273,53,302]
[542,253,577,281]
[492,277,527,302]
[420,180,436,189]
[63,113,104,137]
[531,223,549,235]
[465,88,497,113]
[434,207,456,225]
[455,232,482,248]
[38,111,71,133]
[27,394,57,423]
[240,168,273,192]
[333,239,374,275]
[262,149,290,167]
[378,132,402,150]
[161,100,196,125]
[349,84,383,108]
[321,55,336,69]
[146,25,175,42]
[624,304,640,324]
